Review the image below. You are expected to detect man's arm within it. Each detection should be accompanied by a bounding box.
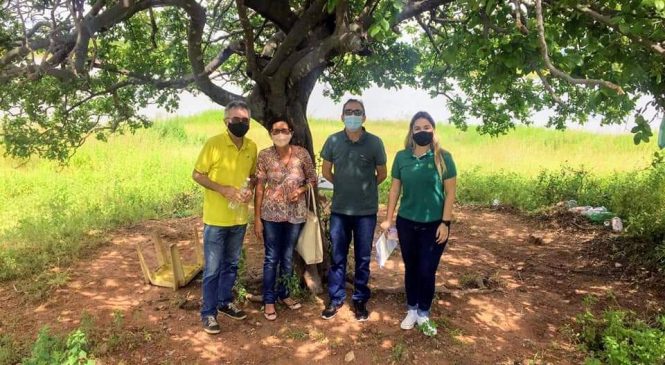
[376,165,387,185]
[322,160,334,184]
[192,169,238,201]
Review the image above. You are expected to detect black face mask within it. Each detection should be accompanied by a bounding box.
[228,122,249,137]
[413,131,433,146]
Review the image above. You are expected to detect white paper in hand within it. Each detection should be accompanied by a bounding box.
[375,232,398,268]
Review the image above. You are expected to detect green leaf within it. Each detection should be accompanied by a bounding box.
[380,18,390,31]
[326,0,338,13]
[369,24,381,38]
[655,0,665,10]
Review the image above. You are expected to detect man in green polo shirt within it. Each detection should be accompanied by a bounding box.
[320,98,387,321]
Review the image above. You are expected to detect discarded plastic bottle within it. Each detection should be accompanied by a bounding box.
[228,177,251,210]
[565,200,578,209]
[585,211,615,224]
[611,217,623,232]
[582,207,614,223]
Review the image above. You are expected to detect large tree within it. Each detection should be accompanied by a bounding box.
[1,0,664,161]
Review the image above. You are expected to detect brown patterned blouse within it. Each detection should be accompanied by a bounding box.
[256,145,318,224]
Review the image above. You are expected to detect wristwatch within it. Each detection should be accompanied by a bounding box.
[441,220,451,227]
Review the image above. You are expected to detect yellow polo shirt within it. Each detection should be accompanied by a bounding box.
[194,132,257,226]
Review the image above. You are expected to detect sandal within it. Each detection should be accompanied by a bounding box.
[263,311,277,321]
[278,297,302,310]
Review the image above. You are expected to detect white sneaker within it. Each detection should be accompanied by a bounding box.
[417,315,437,336]
[400,309,418,330]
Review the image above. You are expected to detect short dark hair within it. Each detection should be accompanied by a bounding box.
[224,100,251,118]
[268,116,293,131]
[342,98,365,115]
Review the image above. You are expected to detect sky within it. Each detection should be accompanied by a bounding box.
[141,83,662,135]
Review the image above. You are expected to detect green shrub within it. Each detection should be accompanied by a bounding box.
[153,121,188,142]
[458,162,665,244]
[22,327,94,365]
[576,298,665,365]
[0,334,24,365]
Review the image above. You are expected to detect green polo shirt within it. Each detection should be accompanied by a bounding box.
[391,149,457,223]
[321,129,387,215]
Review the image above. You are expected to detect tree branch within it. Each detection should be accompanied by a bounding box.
[263,0,328,76]
[511,0,529,35]
[535,68,564,105]
[395,0,451,25]
[244,0,297,32]
[535,0,624,95]
[236,0,264,83]
[416,15,440,54]
[575,4,665,59]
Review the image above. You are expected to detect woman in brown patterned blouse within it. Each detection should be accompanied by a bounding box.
[254,118,317,320]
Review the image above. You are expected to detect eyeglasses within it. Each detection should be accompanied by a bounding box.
[270,128,292,135]
[226,117,250,124]
[343,109,364,116]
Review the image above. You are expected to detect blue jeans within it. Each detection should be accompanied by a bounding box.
[327,213,376,306]
[396,216,447,317]
[262,220,304,304]
[200,224,246,318]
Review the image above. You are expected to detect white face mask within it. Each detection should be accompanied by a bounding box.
[272,133,292,147]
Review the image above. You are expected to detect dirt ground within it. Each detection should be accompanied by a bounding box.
[1,205,664,365]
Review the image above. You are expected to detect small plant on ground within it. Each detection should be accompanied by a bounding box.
[284,328,308,341]
[233,248,249,303]
[0,333,25,365]
[575,299,665,365]
[278,273,309,301]
[389,341,407,363]
[21,326,94,365]
[458,272,484,289]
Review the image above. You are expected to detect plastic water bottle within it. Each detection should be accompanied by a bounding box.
[611,217,623,232]
[228,178,250,210]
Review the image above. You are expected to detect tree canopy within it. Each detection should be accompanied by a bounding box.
[1,0,664,161]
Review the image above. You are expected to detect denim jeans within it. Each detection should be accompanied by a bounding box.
[396,216,447,317]
[200,224,246,318]
[327,213,377,306]
[262,220,304,304]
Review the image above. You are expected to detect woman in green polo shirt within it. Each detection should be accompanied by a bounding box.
[380,111,457,337]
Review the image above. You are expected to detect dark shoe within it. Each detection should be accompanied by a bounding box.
[353,301,369,322]
[321,302,343,320]
[218,303,247,320]
[202,315,221,334]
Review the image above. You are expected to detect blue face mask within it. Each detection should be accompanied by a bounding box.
[344,116,363,131]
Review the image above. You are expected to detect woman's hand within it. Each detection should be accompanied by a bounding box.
[288,185,307,202]
[254,219,264,242]
[435,223,449,245]
[380,219,392,231]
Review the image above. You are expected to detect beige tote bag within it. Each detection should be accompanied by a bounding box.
[296,185,324,264]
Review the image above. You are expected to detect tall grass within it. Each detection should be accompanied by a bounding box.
[1,110,662,282]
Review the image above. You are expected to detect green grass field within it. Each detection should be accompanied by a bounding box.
[1,110,663,284]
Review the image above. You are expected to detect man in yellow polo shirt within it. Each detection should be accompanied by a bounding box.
[192,100,257,334]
